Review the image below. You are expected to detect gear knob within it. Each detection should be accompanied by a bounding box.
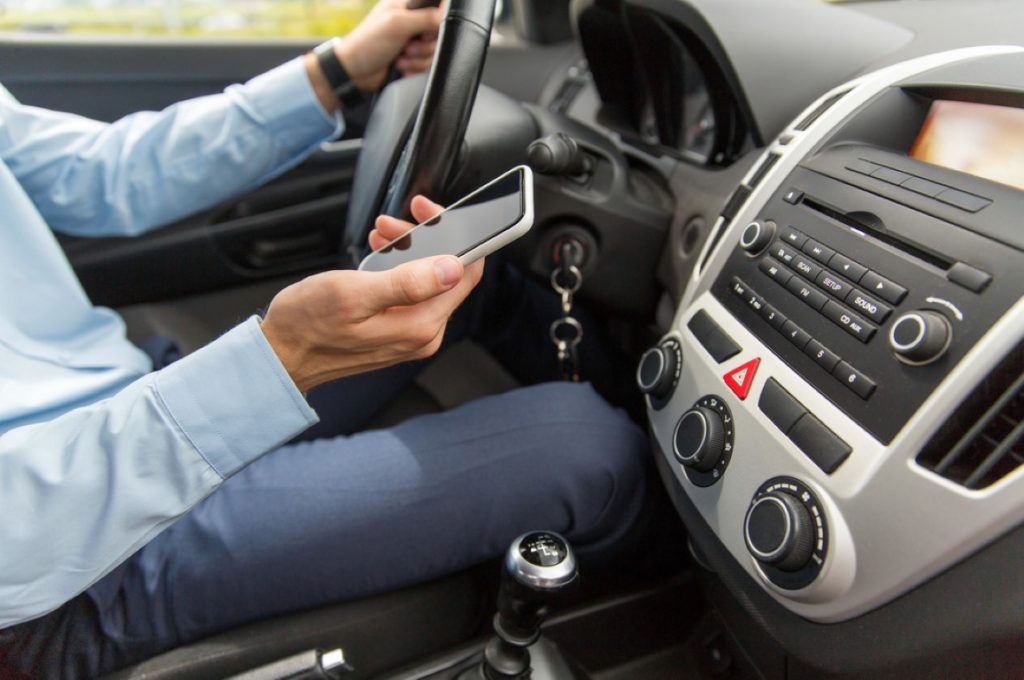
[497,532,578,644]
[506,531,577,590]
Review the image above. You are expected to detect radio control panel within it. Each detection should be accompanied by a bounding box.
[711,166,1024,444]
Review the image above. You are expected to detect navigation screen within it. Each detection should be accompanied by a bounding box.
[910,100,1024,191]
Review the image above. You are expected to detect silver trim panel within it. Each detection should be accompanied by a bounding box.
[648,45,1024,622]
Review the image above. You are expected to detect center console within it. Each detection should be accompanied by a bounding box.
[643,46,1024,622]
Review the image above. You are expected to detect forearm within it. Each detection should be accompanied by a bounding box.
[1,60,343,238]
[0,318,317,627]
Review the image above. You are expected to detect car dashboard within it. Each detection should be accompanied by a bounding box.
[552,0,1024,676]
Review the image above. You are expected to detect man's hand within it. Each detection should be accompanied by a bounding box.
[304,0,444,113]
[260,196,483,393]
[338,0,445,90]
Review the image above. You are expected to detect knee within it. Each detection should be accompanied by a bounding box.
[513,382,648,523]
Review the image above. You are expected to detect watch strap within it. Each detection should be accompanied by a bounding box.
[313,38,365,109]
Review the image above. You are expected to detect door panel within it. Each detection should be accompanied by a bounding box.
[60,140,360,307]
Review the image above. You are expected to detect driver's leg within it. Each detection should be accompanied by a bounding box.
[21,381,646,678]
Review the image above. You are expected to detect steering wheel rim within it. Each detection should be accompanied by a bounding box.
[342,0,497,265]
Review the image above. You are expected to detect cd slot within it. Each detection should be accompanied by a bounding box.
[801,195,953,271]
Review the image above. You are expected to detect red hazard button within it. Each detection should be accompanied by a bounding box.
[723,358,761,400]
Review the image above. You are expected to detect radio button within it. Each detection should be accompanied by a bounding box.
[900,176,946,198]
[935,188,991,213]
[871,166,913,185]
[847,159,881,175]
[778,226,808,249]
[804,340,841,373]
[782,320,812,350]
[786,277,829,311]
[801,239,836,265]
[947,262,992,293]
[730,277,750,299]
[822,301,876,343]
[688,309,742,364]
[758,379,806,434]
[782,188,804,204]
[791,255,822,281]
[860,271,907,305]
[759,257,793,287]
[815,270,851,299]
[759,302,788,330]
[828,253,867,283]
[770,243,799,266]
[746,291,767,315]
[833,361,877,400]
[845,289,892,324]
[789,414,853,473]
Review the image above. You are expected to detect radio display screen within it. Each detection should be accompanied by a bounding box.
[909,99,1024,191]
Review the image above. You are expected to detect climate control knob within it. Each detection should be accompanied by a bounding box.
[637,341,681,400]
[889,310,951,364]
[744,491,815,572]
[739,220,776,255]
[673,406,725,472]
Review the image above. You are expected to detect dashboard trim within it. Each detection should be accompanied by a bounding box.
[649,45,1024,622]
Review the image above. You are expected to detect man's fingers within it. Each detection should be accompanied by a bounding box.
[360,255,464,311]
[402,38,437,59]
[397,57,435,76]
[410,195,445,223]
[372,214,416,245]
[397,5,443,38]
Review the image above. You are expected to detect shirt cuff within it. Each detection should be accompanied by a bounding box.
[238,57,346,154]
[153,316,319,479]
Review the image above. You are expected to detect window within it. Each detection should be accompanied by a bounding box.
[0,0,376,39]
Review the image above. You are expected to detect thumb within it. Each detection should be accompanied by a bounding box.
[361,255,464,311]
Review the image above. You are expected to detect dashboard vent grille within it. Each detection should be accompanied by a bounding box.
[747,152,780,188]
[794,90,849,131]
[917,343,1024,489]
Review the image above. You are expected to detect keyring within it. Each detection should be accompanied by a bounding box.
[550,265,582,295]
[550,317,583,347]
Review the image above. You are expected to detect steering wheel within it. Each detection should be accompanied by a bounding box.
[342,0,497,265]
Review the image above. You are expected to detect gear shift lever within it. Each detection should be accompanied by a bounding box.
[482,532,578,679]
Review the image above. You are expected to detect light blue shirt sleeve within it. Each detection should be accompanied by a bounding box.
[0,318,318,627]
[0,57,343,237]
[0,58,340,627]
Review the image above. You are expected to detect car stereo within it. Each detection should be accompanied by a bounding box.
[642,46,1024,623]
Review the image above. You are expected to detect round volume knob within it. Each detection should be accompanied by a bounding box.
[637,342,681,399]
[744,492,815,572]
[739,220,776,255]
[889,310,951,365]
[673,406,725,472]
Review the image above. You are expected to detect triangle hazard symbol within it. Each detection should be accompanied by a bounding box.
[723,358,761,400]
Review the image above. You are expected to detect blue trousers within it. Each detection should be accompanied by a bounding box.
[2,264,648,678]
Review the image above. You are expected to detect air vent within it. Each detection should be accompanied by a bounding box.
[794,89,849,131]
[747,152,780,188]
[699,152,780,273]
[917,344,1024,489]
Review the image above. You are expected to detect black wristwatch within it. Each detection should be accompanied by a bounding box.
[313,38,366,109]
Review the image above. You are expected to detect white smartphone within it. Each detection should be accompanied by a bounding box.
[358,165,535,272]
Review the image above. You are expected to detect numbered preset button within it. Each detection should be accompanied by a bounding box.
[833,361,877,400]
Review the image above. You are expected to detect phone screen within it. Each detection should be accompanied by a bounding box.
[360,168,526,272]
